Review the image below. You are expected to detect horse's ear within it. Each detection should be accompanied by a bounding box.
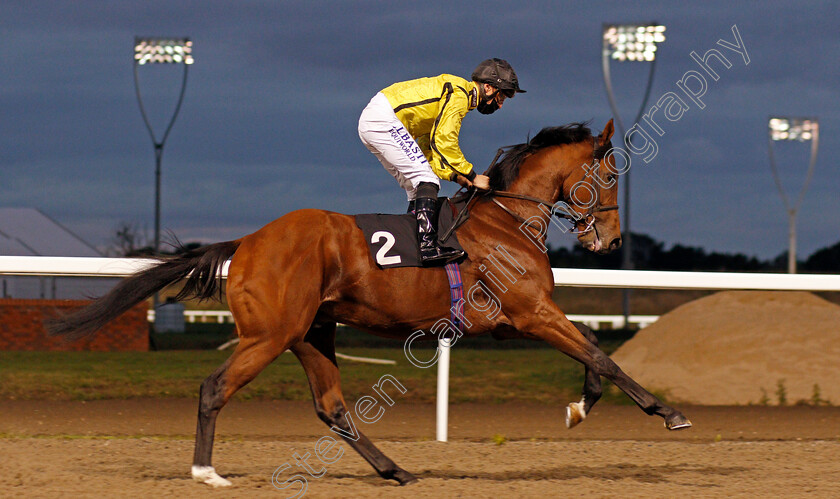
[600,119,615,142]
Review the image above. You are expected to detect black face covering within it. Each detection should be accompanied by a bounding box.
[476,88,500,115]
[477,98,500,115]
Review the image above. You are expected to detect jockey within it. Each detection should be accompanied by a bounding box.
[359,58,525,265]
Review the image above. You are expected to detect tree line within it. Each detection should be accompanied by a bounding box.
[548,233,840,273]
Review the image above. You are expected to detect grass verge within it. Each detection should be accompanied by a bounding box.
[0,348,632,405]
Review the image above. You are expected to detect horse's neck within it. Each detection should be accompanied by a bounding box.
[463,145,581,251]
[501,146,577,216]
[517,146,579,200]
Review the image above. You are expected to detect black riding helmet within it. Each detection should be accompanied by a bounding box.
[471,58,526,97]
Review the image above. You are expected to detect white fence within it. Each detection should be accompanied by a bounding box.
[2,256,839,291]
[2,255,840,442]
[144,309,661,330]
[148,310,234,324]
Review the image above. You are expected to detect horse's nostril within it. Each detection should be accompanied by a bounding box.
[609,237,622,250]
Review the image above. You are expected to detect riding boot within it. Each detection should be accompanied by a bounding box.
[414,196,465,265]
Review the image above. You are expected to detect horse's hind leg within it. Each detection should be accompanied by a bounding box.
[192,333,292,487]
[565,321,602,429]
[291,322,418,486]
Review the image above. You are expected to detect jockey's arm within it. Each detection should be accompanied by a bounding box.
[431,95,489,190]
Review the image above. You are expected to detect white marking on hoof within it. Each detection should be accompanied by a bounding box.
[565,399,586,429]
[192,465,232,487]
[665,420,693,431]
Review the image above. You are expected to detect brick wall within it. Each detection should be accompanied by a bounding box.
[0,299,149,351]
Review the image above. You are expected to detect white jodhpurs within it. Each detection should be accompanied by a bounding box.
[358,92,440,201]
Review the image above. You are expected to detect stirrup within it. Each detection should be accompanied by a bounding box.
[421,246,465,265]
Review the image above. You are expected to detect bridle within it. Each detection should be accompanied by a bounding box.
[486,136,618,236]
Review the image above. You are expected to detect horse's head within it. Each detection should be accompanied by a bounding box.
[565,120,622,254]
[484,120,622,254]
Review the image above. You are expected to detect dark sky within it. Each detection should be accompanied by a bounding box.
[2,1,837,259]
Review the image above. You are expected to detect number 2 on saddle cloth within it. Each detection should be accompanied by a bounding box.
[354,196,469,335]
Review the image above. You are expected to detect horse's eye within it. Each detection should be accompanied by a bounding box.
[606,174,616,182]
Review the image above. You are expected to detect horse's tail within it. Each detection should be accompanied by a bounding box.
[47,240,241,341]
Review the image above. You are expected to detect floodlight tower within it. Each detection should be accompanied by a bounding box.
[601,23,665,326]
[133,37,193,257]
[768,117,819,273]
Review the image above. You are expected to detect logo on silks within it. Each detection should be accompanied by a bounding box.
[389,126,428,164]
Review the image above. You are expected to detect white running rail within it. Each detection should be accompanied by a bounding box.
[2,256,839,291]
[144,309,661,330]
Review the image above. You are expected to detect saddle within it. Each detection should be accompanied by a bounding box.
[355,196,471,269]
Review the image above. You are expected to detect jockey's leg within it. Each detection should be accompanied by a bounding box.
[359,92,437,215]
[358,92,463,261]
[414,182,465,265]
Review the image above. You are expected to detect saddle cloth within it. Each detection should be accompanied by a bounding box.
[355,198,466,269]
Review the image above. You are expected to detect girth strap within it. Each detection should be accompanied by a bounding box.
[444,261,465,335]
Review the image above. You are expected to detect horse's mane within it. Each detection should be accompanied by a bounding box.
[485,122,593,191]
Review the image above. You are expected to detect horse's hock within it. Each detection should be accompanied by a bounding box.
[611,291,840,405]
[0,299,149,351]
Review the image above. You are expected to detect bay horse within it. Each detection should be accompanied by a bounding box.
[49,120,691,488]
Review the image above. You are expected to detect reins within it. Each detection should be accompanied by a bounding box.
[483,136,618,235]
[489,190,618,233]
[491,190,618,218]
[442,132,619,242]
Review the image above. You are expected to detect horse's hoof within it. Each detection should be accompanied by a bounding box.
[401,477,420,486]
[394,469,419,486]
[565,400,586,429]
[664,413,692,431]
[192,465,232,487]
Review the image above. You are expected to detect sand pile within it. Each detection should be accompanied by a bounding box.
[610,291,840,405]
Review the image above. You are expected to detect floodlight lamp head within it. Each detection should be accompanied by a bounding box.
[603,23,665,62]
[769,117,818,142]
[134,37,194,65]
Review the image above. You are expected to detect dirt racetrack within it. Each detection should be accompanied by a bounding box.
[3,400,840,498]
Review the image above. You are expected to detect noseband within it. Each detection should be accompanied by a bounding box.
[487,136,618,235]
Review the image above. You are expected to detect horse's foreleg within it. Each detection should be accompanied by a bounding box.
[565,321,603,429]
[192,335,289,487]
[291,323,418,486]
[525,307,691,431]
[579,339,691,429]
